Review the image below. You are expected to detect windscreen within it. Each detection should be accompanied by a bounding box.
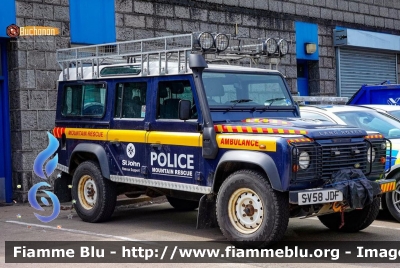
[335,110,400,139]
[202,71,293,109]
[388,110,400,119]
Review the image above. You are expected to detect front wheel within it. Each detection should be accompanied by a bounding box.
[72,161,117,222]
[385,172,400,222]
[216,170,289,249]
[318,198,380,232]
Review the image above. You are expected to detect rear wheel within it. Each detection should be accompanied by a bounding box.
[216,170,289,248]
[318,198,380,232]
[167,196,198,211]
[72,161,117,222]
[385,172,400,222]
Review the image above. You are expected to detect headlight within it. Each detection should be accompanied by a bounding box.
[367,147,376,162]
[299,151,310,169]
[197,32,214,50]
[264,38,278,55]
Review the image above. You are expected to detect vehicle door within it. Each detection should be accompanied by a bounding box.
[146,75,203,185]
[109,79,148,178]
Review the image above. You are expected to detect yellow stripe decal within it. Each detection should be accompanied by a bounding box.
[148,132,201,147]
[216,134,277,152]
[65,128,108,141]
[108,130,146,143]
[63,128,280,150]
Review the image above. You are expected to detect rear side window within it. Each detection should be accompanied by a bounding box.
[62,83,106,117]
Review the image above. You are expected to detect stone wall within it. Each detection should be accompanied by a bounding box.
[115,0,298,92]
[8,0,400,201]
[8,0,70,201]
[115,0,400,97]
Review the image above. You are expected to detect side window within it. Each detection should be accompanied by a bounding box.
[157,80,197,119]
[62,83,106,117]
[114,82,147,119]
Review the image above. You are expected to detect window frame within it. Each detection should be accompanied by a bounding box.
[156,78,198,121]
[113,81,148,120]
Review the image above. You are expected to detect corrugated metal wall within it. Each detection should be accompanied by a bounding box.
[337,47,397,98]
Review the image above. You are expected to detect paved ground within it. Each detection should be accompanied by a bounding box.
[1,197,400,268]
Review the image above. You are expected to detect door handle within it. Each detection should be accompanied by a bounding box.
[110,140,121,146]
[150,143,162,150]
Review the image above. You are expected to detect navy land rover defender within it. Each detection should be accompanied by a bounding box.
[53,32,395,248]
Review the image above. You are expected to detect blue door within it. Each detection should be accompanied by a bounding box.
[0,39,12,203]
[297,60,309,96]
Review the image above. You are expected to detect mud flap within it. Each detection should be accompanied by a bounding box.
[324,169,381,209]
[196,194,217,229]
[54,172,72,202]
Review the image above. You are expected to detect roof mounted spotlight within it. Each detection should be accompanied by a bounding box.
[197,32,214,51]
[214,33,229,52]
[278,39,289,55]
[263,38,278,55]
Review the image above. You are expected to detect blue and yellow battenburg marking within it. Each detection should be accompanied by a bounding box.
[214,124,308,135]
[380,181,396,193]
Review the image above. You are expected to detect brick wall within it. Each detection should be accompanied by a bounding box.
[8,0,70,201]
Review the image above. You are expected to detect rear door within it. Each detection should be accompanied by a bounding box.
[108,79,148,177]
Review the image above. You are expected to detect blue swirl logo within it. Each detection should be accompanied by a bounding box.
[28,182,60,223]
[33,132,59,179]
[29,132,60,223]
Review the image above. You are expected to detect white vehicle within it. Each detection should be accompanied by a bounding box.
[360,104,400,120]
[300,105,400,222]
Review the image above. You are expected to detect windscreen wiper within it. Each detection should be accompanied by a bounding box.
[264,97,287,106]
[226,99,253,111]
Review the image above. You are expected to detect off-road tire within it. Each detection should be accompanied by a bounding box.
[167,196,199,211]
[72,161,117,222]
[216,170,289,249]
[385,172,400,222]
[318,198,380,232]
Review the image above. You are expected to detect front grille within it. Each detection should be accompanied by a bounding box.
[320,142,367,180]
[291,141,368,183]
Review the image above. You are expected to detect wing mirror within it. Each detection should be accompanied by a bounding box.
[179,100,191,120]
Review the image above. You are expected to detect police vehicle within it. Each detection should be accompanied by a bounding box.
[53,32,395,248]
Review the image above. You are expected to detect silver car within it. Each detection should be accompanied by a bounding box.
[300,105,400,222]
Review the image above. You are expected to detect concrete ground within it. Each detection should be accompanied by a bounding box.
[1,197,400,268]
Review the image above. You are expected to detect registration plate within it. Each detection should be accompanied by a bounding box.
[298,189,343,205]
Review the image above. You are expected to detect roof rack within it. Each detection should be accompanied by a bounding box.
[56,32,289,81]
[293,96,349,105]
